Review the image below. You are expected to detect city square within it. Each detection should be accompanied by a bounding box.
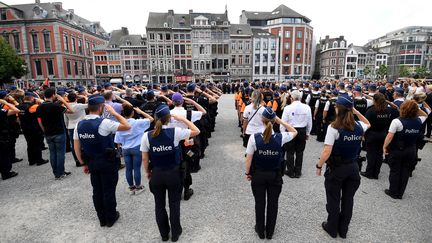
[0,95,431,242]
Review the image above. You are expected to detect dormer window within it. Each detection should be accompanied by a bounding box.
[223,21,228,26]
[211,21,216,26]
[163,22,168,28]
[340,41,345,48]
[332,41,338,48]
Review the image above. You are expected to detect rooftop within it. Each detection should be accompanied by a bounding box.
[242,4,311,23]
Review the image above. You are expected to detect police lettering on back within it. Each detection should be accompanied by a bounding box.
[258,149,279,156]
[152,145,173,152]
[79,133,95,139]
[343,134,362,142]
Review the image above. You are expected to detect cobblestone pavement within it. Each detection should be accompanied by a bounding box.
[0,94,431,242]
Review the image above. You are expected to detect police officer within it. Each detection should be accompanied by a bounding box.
[362,93,398,179]
[314,92,328,142]
[306,84,321,135]
[73,95,131,227]
[245,107,298,240]
[392,87,405,108]
[316,95,370,239]
[141,105,200,242]
[17,92,48,166]
[0,93,20,180]
[383,100,428,199]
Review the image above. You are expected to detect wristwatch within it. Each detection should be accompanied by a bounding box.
[316,164,322,169]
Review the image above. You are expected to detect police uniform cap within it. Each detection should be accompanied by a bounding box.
[127,83,133,88]
[187,83,196,92]
[313,84,320,89]
[338,82,345,88]
[200,84,207,91]
[332,90,339,96]
[262,107,276,120]
[394,87,404,95]
[155,104,171,118]
[161,85,168,91]
[25,92,38,98]
[9,85,17,90]
[147,90,155,97]
[104,83,112,88]
[243,81,249,87]
[280,85,287,91]
[172,92,183,102]
[117,84,123,89]
[336,95,354,109]
[88,95,105,105]
[0,90,8,99]
[369,84,377,90]
[325,84,331,89]
[273,92,280,98]
[57,90,66,96]
[378,86,386,94]
[347,85,353,90]
[77,87,85,93]
[354,86,362,92]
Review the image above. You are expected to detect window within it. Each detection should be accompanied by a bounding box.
[339,51,345,56]
[332,41,338,48]
[35,60,42,76]
[66,61,71,75]
[330,68,335,75]
[285,43,290,50]
[296,54,301,61]
[200,61,205,70]
[340,41,345,48]
[43,31,51,52]
[262,66,268,74]
[270,66,275,74]
[2,32,9,44]
[31,32,39,52]
[134,60,140,70]
[296,31,302,38]
[194,61,199,70]
[339,58,344,65]
[158,33,163,41]
[296,43,302,50]
[125,60,131,70]
[186,45,192,55]
[166,33,171,40]
[284,54,289,61]
[71,37,76,53]
[46,60,54,75]
[285,31,290,38]
[150,46,156,56]
[149,33,155,40]
[124,50,130,56]
[102,66,108,74]
[245,55,250,64]
[239,55,243,65]
[12,32,20,51]
[331,51,336,57]
[245,41,251,50]
[86,41,90,55]
[159,46,164,56]
[78,39,83,54]
[166,46,171,56]
[239,42,243,50]
[331,59,336,65]
[255,66,260,74]
[255,42,260,50]
[263,40,267,49]
[88,62,93,75]
[0,9,6,20]
[133,50,139,55]
[74,61,78,75]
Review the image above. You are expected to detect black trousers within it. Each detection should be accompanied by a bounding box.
[365,131,386,178]
[251,171,282,237]
[150,168,183,238]
[243,134,251,148]
[316,119,326,142]
[23,131,44,165]
[324,163,360,237]
[8,136,17,162]
[285,128,307,175]
[89,164,119,225]
[426,115,432,138]
[0,141,12,177]
[388,146,416,198]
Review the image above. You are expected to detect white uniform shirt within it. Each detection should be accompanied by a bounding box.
[388,116,427,133]
[168,106,203,129]
[73,114,120,140]
[64,103,88,129]
[281,101,312,134]
[140,126,191,152]
[324,121,369,145]
[246,132,296,155]
[243,104,265,135]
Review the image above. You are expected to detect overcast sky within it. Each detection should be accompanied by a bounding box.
[10,0,432,45]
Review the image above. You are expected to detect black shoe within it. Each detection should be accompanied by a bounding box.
[255,225,265,239]
[266,232,273,240]
[106,211,120,227]
[13,158,23,163]
[161,236,169,242]
[100,220,106,227]
[200,153,205,159]
[294,172,302,178]
[184,188,194,201]
[64,171,72,176]
[171,228,182,242]
[37,159,49,166]
[322,222,337,238]
[29,162,36,166]
[360,172,377,179]
[285,172,295,178]
[417,158,422,162]
[339,231,347,239]
[384,189,401,199]
[2,171,18,180]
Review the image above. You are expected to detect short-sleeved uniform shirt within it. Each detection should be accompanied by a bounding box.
[168,107,203,129]
[388,116,427,133]
[243,104,265,135]
[324,121,369,145]
[246,132,296,155]
[140,126,191,152]
[73,114,120,140]
[114,118,151,149]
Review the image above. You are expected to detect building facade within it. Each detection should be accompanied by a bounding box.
[318,35,347,79]
[0,1,108,85]
[365,26,432,78]
[345,45,377,79]
[240,4,314,80]
[229,24,253,81]
[251,29,279,82]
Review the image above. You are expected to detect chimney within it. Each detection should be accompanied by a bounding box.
[325,35,329,40]
[168,10,174,16]
[189,9,193,14]
[35,0,40,4]
[340,35,344,40]
[68,9,74,14]
[53,2,62,11]
[121,27,129,35]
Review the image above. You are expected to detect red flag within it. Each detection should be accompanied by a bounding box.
[44,78,49,86]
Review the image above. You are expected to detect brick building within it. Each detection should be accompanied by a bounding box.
[318,35,347,79]
[0,1,108,85]
[240,4,314,80]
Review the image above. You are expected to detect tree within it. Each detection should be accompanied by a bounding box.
[415,66,428,79]
[363,66,371,78]
[0,37,26,86]
[399,65,410,78]
[377,64,388,78]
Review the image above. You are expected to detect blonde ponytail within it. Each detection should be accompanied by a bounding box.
[152,120,163,138]
[262,119,273,144]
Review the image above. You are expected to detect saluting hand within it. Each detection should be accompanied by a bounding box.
[104,105,116,115]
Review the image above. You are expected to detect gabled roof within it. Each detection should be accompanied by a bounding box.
[189,12,229,25]
[229,24,252,36]
[9,2,107,37]
[119,35,146,46]
[243,4,310,23]
[147,12,191,29]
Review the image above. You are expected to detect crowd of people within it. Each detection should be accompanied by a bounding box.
[0,78,431,241]
[0,82,220,241]
[235,79,431,239]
